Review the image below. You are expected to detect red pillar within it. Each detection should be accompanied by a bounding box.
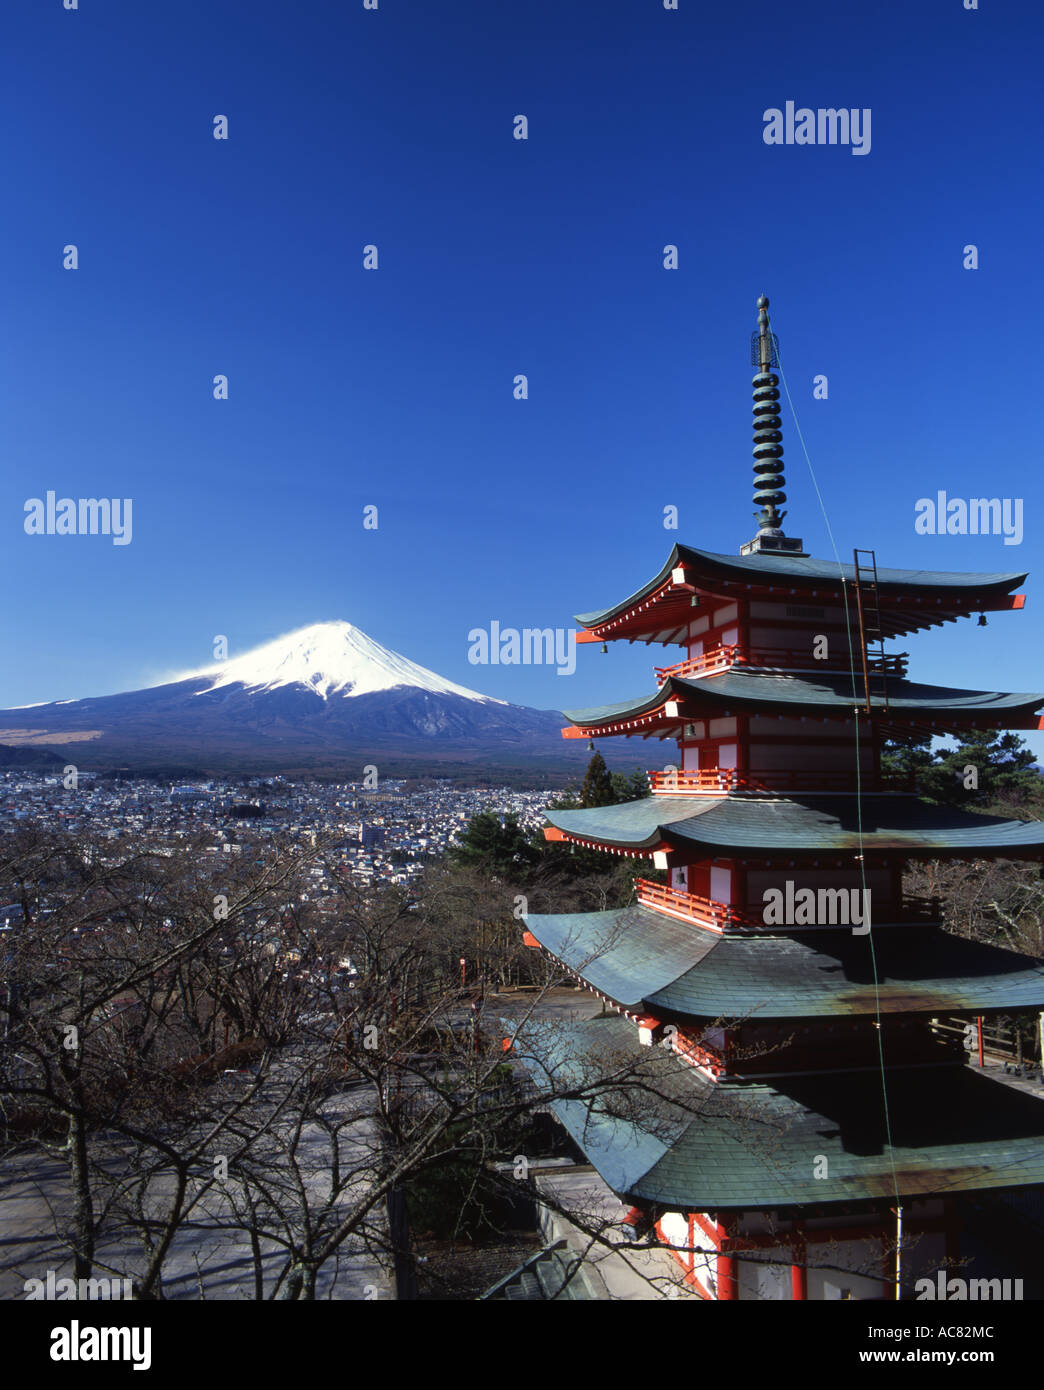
[717,1218,737,1300]
[791,1225,807,1300]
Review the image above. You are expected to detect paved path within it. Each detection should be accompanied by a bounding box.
[0,1093,394,1301]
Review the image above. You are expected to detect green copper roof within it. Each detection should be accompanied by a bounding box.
[524,906,1044,1018]
[515,1016,1044,1208]
[545,794,1044,857]
[574,544,1027,629]
[563,670,1044,727]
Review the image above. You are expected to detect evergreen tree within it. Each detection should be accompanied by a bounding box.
[882,729,1042,809]
[926,730,1041,808]
[535,754,655,889]
[880,732,936,789]
[449,810,536,876]
[579,751,615,807]
[611,768,651,803]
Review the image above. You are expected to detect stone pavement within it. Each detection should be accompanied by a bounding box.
[0,1095,394,1301]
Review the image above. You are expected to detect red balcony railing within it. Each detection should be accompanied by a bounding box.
[655,645,908,684]
[648,769,736,794]
[647,768,916,795]
[634,878,762,931]
[635,877,942,929]
[655,646,739,682]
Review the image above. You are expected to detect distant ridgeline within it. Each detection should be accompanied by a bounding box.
[0,743,64,769]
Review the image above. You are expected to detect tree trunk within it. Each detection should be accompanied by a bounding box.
[66,1110,95,1280]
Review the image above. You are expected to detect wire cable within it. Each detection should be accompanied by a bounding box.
[773,345,903,1217]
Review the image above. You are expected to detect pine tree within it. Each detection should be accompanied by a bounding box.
[880,732,936,789]
[579,751,615,807]
[927,730,1041,809]
[612,768,651,802]
[450,810,536,875]
[883,729,1042,809]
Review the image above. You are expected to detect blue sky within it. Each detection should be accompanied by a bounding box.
[4,0,1043,754]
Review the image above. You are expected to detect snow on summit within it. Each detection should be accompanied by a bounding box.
[185,621,506,704]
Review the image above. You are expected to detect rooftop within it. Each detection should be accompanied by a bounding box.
[544,794,1044,858]
[514,1016,1044,1209]
[524,906,1044,1018]
[575,545,1027,644]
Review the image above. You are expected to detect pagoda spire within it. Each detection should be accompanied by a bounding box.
[740,294,806,556]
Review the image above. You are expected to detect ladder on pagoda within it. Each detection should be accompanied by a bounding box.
[851,548,889,713]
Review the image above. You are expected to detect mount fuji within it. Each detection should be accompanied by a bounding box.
[0,621,599,778]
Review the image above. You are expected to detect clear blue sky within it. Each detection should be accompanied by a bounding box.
[4,0,1043,754]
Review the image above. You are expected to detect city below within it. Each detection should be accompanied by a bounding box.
[0,769,554,900]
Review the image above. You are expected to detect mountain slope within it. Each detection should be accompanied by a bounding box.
[0,621,595,775]
[183,621,507,704]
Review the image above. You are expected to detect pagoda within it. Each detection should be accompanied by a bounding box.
[519,296,1044,1300]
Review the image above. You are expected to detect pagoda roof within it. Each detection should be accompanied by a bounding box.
[563,670,1044,733]
[514,1015,1044,1208]
[575,545,1027,642]
[523,905,1044,1018]
[544,794,1044,859]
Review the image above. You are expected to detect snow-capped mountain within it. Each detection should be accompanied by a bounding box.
[182,621,507,705]
[0,621,592,775]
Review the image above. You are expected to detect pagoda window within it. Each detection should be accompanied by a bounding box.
[687,742,712,770]
[688,863,711,897]
[710,864,732,904]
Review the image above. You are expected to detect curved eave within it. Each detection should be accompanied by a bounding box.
[561,672,1044,736]
[544,794,1044,859]
[524,907,1044,1019]
[575,545,1027,644]
[515,1017,1044,1208]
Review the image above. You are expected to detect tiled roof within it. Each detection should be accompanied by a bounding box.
[515,1016,1044,1207]
[525,906,1044,1017]
[563,670,1044,726]
[545,795,1044,856]
[575,545,1026,628]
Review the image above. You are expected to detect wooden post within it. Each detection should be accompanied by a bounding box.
[791,1223,807,1300]
[717,1217,737,1300]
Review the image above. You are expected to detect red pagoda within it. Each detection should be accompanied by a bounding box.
[519,296,1044,1300]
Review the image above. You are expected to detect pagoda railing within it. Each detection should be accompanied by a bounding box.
[655,645,908,684]
[635,878,761,930]
[655,645,740,682]
[635,878,942,929]
[647,768,917,795]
